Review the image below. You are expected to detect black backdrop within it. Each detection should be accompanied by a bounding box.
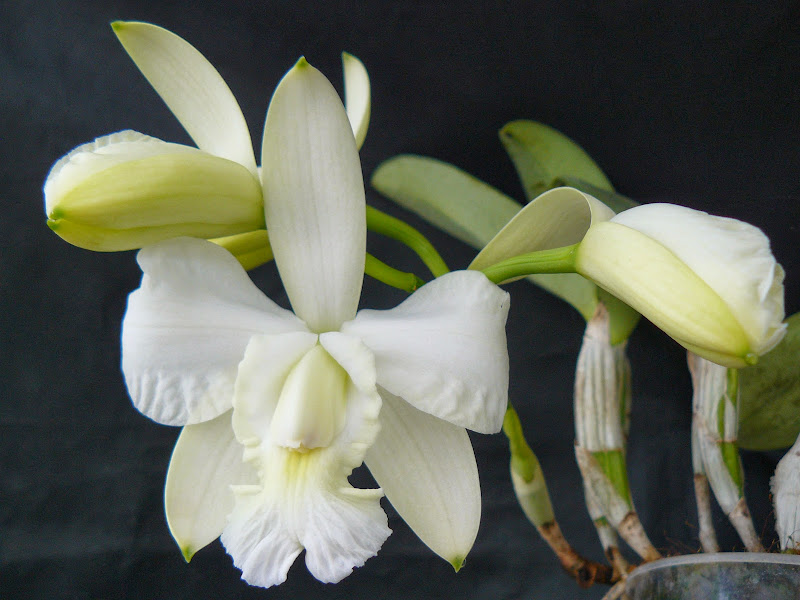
[2,1,799,599]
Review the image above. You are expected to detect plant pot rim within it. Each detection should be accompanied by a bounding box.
[629,552,800,580]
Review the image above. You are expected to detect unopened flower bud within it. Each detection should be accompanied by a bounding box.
[45,131,264,251]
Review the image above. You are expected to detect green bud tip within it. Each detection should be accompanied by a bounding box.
[46,219,59,232]
[110,20,125,33]
[450,555,466,572]
[180,545,195,563]
[295,56,310,69]
[498,124,514,140]
[744,352,758,366]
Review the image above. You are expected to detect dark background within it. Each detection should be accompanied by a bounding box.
[2,1,799,599]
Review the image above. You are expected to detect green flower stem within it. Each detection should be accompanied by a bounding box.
[365,253,424,292]
[480,243,579,285]
[366,205,450,277]
[211,230,273,270]
[212,229,426,293]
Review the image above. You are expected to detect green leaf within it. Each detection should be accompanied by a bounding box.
[499,120,614,200]
[739,312,800,450]
[371,154,520,249]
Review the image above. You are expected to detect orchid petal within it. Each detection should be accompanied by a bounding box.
[112,21,257,174]
[342,52,371,150]
[44,131,264,251]
[122,238,308,426]
[341,270,510,433]
[261,59,366,332]
[221,452,389,587]
[224,331,387,587]
[365,390,480,570]
[165,410,256,561]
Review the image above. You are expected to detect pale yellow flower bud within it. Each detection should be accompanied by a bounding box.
[576,204,785,367]
[44,131,264,251]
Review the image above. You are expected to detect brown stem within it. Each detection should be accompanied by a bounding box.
[537,521,619,588]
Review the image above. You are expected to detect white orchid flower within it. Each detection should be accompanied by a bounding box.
[576,203,786,367]
[43,22,370,252]
[121,59,510,588]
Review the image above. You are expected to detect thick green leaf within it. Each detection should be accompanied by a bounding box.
[739,312,800,450]
[371,154,520,249]
[499,120,614,200]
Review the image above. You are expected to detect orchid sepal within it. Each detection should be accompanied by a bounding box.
[261,58,366,332]
[112,20,258,174]
[164,410,258,562]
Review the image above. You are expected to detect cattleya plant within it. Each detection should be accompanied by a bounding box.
[45,21,799,595]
